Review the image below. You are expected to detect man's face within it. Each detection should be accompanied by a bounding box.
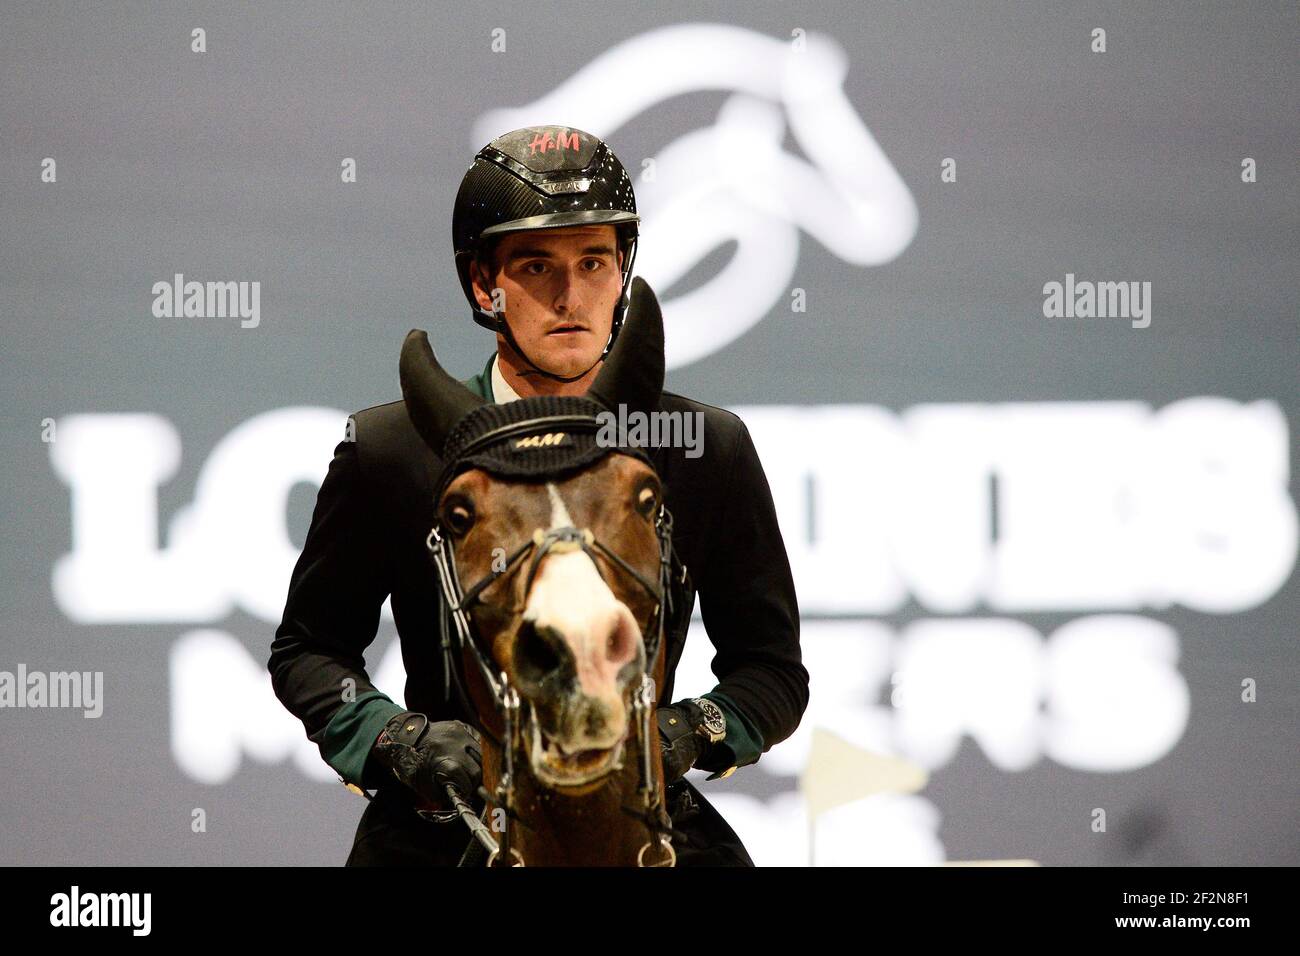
[470,224,624,378]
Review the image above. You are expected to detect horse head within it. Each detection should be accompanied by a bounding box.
[399,278,677,866]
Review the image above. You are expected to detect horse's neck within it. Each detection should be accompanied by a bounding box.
[483,743,655,866]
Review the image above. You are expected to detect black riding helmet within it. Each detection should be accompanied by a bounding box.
[452,126,640,383]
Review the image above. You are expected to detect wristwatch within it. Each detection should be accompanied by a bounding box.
[690,697,727,745]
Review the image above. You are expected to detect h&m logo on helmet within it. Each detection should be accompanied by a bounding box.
[529,129,581,156]
[512,431,573,451]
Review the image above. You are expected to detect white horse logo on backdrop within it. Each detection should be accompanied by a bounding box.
[473,23,919,368]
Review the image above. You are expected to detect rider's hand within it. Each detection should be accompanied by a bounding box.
[371,712,483,807]
[657,705,705,784]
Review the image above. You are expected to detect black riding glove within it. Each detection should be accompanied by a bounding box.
[657,704,707,784]
[372,712,483,807]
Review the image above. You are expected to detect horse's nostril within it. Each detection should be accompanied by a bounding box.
[514,620,572,687]
[605,613,636,665]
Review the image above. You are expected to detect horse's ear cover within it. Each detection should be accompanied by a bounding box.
[431,394,654,506]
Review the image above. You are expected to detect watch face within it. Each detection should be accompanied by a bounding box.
[693,698,726,740]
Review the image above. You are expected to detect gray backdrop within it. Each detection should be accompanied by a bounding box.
[1,1,1296,865]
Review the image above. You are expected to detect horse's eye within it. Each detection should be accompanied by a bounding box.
[636,486,658,519]
[445,502,475,536]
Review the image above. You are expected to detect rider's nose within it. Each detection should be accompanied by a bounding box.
[551,266,585,313]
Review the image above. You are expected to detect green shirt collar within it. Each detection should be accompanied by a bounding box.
[461,353,496,402]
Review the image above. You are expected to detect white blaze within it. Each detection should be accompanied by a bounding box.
[523,484,641,721]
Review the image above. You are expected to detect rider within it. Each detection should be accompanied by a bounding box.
[269,126,808,865]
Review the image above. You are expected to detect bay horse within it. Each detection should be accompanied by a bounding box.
[399,279,682,866]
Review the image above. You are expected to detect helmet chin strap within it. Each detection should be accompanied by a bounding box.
[490,308,607,385]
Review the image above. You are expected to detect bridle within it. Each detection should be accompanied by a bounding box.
[424,414,683,867]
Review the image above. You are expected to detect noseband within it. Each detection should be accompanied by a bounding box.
[424,412,683,866]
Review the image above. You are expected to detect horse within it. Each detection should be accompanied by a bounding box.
[398,279,682,866]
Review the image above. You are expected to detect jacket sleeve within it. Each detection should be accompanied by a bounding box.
[693,417,809,771]
[268,424,406,790]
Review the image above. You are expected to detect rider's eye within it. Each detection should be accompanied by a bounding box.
[445,500,475,536]
[636,485,657,519]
